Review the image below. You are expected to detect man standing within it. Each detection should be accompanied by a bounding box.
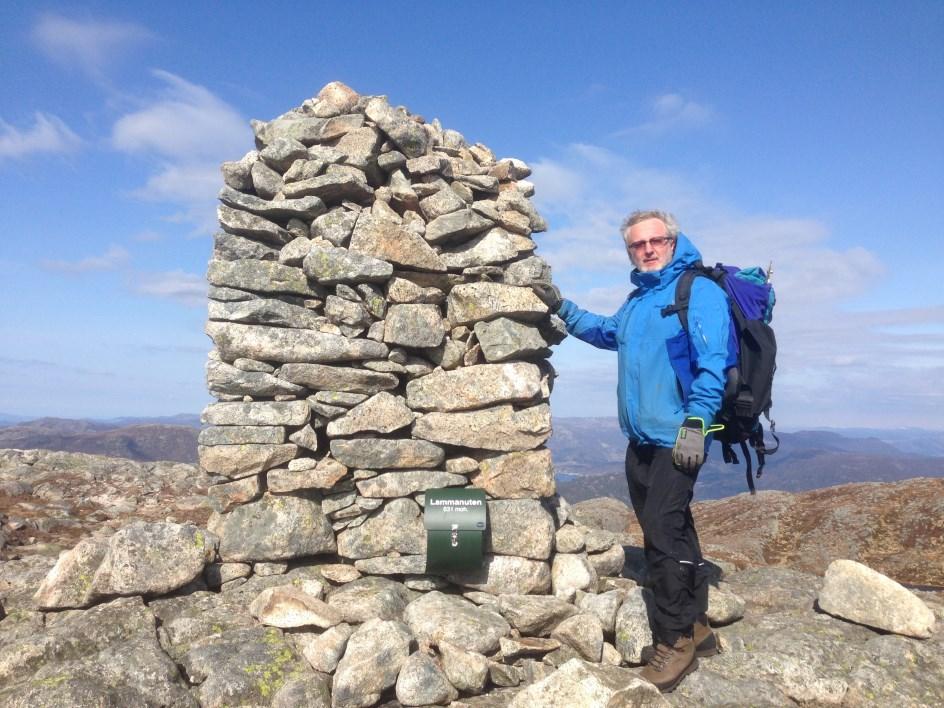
[547,210,729,692]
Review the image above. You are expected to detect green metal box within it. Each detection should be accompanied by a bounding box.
[424,488,488,573]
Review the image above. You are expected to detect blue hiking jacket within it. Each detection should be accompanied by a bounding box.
[557,233,731,447]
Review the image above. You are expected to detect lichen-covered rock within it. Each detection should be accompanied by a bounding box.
[448,554,552,595]
[332,618,413,708]
[294,623,353,674]
[326,391,414,437]
[486,498,555,560]
[383,303,446,347]
[330,438,444,469]
[496,594,578,636]
[355,469,466,497]
[472,448,556,498]
[404,591,510,654]
[439,640,488,695]
[267,457,348,491]
[208,492,336,562]
[202,400,311,426]
[474,318,550,362]
[396,652,459,706]
[405,362,543,412]
[708,582,747,625]
[32,536,107,609]
[588,542,627,578]
[302,244,393,284]
[208,299,324,332]
[364,97,429,158]
[440,227,518,269]
[218,184,326,220]
[272,674,332,708]
[35,522,217,609]
[446,282,547,325]
[198,443,297,479]
[207,258,319,296]
[412,404,551,452]
[336,498,425,559]
[575,589,625,635]
[350,212,445,272]
[179,626,315,708]
[615,587,654,665]
[199,424,286,446]
[280,363,399,393]
[282,171,375,203]
[0,634,197,708]
[206,322,388,364]
[551,612,604,662]
[326,576,414,623]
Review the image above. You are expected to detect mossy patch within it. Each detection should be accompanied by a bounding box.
[32,673,71,688]
[242,643,298,699]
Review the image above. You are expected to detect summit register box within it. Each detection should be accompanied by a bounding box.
[424,488,488,573]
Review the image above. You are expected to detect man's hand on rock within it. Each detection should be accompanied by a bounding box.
[532,280,562,313]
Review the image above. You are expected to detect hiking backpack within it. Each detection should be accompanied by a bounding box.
[663,261,779,494]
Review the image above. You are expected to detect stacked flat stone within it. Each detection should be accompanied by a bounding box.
[198,81,604,591]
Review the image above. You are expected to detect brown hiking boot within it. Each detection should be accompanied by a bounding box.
[639,634,698,693]
[641,614,719,663]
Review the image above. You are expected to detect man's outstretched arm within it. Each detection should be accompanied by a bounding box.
[557,297,630,351]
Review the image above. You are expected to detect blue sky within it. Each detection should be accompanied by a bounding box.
[1,2,942,428]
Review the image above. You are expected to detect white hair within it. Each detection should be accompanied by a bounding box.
[620,210,680,239]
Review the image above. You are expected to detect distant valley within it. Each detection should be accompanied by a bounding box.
[1,414,942,502]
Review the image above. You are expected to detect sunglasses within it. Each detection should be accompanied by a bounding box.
[626,236,675,253]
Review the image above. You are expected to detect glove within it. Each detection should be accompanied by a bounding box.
[532,281,562,312]
[672,417,706,474]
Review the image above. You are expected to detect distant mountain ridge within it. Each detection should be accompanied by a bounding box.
[0,416,200,464]
[550,417,944,502]
[1,414,942,500]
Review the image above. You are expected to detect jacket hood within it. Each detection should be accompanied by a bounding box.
[630,232,702,291]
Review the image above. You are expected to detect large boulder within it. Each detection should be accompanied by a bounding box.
[35,522,217,609]
[817,559,936,639]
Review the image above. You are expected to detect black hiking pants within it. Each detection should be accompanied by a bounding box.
[625,442,709,645]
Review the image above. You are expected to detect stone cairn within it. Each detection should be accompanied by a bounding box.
[200,81,586,578]
[33,83,663,707]
[199,82,636,698]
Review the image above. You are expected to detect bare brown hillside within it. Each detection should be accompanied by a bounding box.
[616,477,944,588]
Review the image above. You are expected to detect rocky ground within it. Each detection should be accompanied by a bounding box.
[0,448,216,560]
[1,448,942,706]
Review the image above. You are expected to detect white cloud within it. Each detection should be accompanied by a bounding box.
[111,70,250,233]
[616,92,715,137]
[0,112,82,159]
[40,245,129,273]
[133,270,206,307]
[112,70,248,161]
[31,13,152,78]
[532,141,942,427]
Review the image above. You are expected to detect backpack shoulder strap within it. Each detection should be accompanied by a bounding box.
[660,262,708,333]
